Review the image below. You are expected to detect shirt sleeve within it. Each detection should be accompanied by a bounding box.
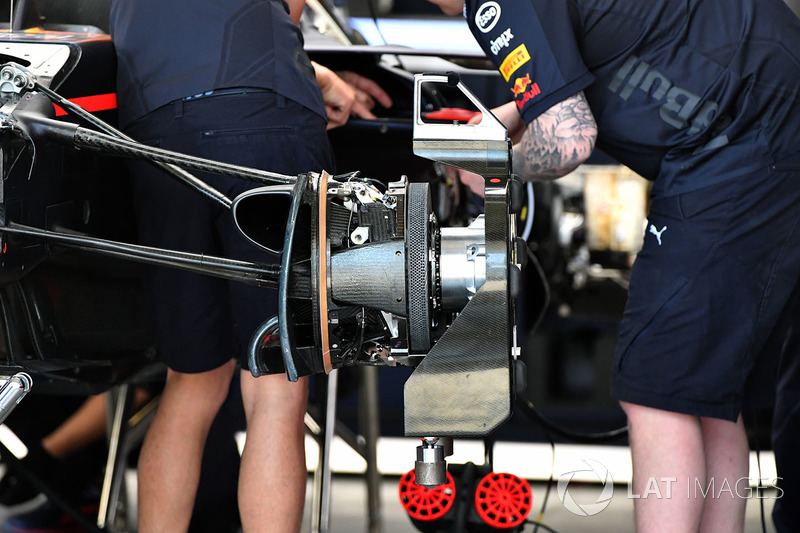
[466,0,594,124]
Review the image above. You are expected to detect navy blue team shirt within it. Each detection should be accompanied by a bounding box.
[109,0,326,128]
[466,0,800,197]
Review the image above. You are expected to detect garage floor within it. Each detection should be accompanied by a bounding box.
[0,471,780,532]
[309,475,779,533]
[0,443,781,533]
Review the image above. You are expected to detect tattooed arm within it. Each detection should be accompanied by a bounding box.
[512,91,597,181]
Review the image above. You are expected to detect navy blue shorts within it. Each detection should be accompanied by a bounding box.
[611,154,800,421]
[124,91,333,373]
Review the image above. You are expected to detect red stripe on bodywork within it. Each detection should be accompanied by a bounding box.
[53,93,117,116]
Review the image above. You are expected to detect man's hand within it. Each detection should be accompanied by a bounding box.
[313,62,392,129]
[468,101,526,143]
[336,70,393,117]
[451,167,485,197]
[442,101,525,197]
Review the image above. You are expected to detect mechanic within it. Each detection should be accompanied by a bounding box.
[428,0,800,531]
[108,0,391,531]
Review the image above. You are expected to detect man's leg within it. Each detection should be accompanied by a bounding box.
[138,360,236,533]
[190,376,246,533]
[698,415,748,533]
[622,401,706,532]
[238,372,309,533]
[42,389,153,459]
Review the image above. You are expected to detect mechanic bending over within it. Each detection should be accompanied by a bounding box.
[109,0,391,531]
[428,0,800,531]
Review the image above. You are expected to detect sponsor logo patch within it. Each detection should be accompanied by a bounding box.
[476,1,501,33]
[608,54,730,154]
[515,81,542,110]
[490,28,514,55]
[511,74,532,97]
[499,44,531,81]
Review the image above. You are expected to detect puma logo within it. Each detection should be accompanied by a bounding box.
[649,224,667,246]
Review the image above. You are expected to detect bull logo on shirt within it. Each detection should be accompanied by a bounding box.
[511,74,532,97]
[514,79,542,111]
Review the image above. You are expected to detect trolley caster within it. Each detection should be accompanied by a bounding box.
[399,463,532,532]
[474,472,533,530]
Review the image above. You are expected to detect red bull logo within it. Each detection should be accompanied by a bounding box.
[511,74,532,97]
[515,82,542,110]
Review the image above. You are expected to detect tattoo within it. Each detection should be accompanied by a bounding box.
[512,92,597,180]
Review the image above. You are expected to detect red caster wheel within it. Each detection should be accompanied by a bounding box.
[398,469,456,521]
[474,472,533,529]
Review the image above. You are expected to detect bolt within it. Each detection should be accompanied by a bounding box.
[422,437,439,448]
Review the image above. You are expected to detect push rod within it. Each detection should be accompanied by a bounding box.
[14,89,299,209]
[72,128,298,186]
[0,223,280,288]
[15,109,297,188]
[34,84,234,209]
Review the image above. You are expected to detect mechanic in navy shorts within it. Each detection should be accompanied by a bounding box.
[109,0,391,530]
[427,0,800,531]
